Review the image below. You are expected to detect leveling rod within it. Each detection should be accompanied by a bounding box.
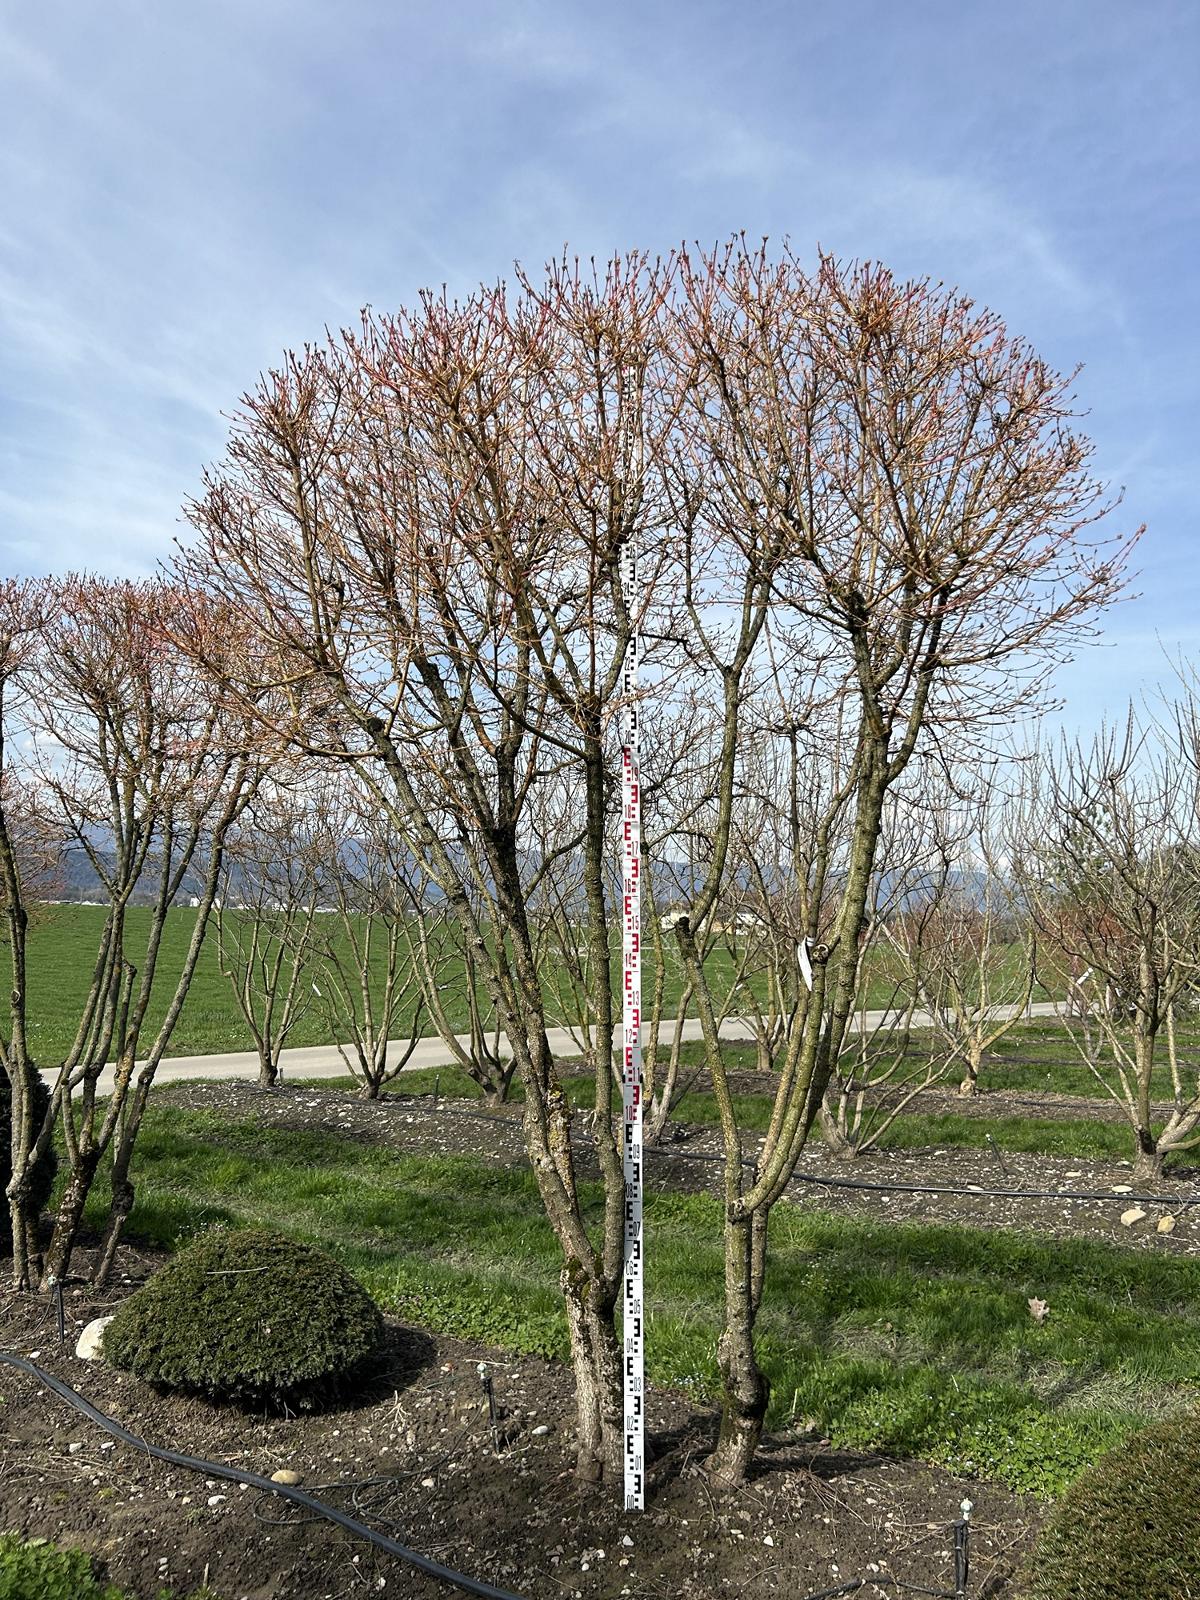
[620,529,644,1513]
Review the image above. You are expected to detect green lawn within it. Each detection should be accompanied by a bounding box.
[90,1100,1200,1498]
[318,1063,1175,1167]
[21,903,1063,1069]
[21,904,754,1062]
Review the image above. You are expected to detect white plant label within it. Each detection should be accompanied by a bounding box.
[620,531,644,1512]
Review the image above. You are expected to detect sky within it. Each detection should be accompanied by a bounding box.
[0,0,1196,732]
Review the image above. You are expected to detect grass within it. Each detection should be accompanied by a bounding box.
[22,902,1069,1068]
[20,904,754,1062]
[324,1063,1176,1167]
[88,1101,1200,1498]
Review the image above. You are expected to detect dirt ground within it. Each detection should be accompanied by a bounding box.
[155,1078,1200,1253]
[7,1072,1190,1600]
[0,1249,1034,1600]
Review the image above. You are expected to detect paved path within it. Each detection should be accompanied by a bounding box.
[42,1001,1060,1098]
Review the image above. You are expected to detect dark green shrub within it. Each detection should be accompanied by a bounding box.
[0,1070,58,1250]
[1019,1412,1200,1600]
[102,1227,385,1407]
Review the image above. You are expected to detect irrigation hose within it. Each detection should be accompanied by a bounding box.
[381,1090,1197,1209]
[0,1351,530,1600]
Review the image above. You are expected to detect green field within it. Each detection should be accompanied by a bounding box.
[89,1094,1200,1499]
[21,903,1042,1064]
[22,903,739,1061]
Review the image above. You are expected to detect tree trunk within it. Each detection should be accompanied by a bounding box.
[958,1044,982,1097]
[561,1266,623,1483]
[7,1189,37,1290]
[257,1053,279,1088]
[92,1173,134,1288]
[43,1149,101,1286]
[816,1098,859,1160]
[706,1214,770,1488]
[1132,1127,1163,1185]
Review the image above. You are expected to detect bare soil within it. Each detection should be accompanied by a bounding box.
[0,1249,1033,1600]
[156,1079,1200,1252]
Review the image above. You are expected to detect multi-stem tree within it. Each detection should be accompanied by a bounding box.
[176,239,1132,1491]
[886,786,1037,1098]
[303,778,432,1099]
[817,782,959,1157]
[0,578,56,1281]
[214,783,319,1087]
[178,255,678,1483]
[8,578,259,1288]
[1021,710,1200,1179]
[662,244,1133,1485]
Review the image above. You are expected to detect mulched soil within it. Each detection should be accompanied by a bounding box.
[8,1067,1191,1600]
[0,1251,1033,1600]
[154,1078,1200,1252]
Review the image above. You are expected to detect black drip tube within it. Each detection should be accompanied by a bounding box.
[0,1351,530,1600]
[386,1091,1195,1208]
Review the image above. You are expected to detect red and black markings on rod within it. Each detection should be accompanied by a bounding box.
[620,534,644,1513]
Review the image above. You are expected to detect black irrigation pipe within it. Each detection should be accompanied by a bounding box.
[386,1092,1199,1210]
[0,1351,530,1600]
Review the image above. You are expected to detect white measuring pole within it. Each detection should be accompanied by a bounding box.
[620,530,645,1512]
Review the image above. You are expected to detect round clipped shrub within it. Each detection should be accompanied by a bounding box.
[1019,1412,1200,1600]
[0,1069,58,1251]
[102,1228,385,1407]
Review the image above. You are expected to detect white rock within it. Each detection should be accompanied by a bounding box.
[531,1424,550,1436]
[1120,1207,1148,1227]
[271,1469,303,1486]
[1158,1215,1177,1234]
[207,1494,226,1507]
[75,1315,114,1361]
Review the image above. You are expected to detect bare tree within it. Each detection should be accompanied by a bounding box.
[663,244,1134,1485]
[214,785,319,1087]
[0,578,56,1283]
[177,255,678,1483]
[303,780,432,1099]
[11,578,260,1288]
[1021,710,1200,1180]
[817,783,957,1156]
[175,240,1132,1492]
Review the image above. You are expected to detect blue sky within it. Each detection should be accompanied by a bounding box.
[1,0,1195,729]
